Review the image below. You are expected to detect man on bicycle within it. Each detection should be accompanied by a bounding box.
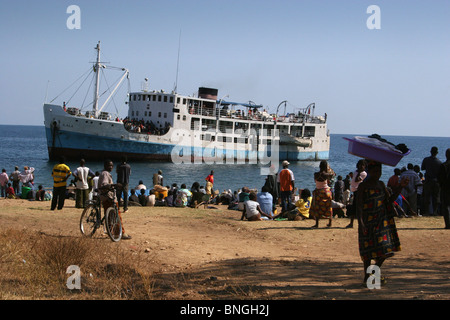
[98,159,132,240]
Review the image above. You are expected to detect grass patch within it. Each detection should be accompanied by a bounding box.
[0,228,157,299]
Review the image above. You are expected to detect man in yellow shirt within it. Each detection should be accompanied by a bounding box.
[51,157,71,210]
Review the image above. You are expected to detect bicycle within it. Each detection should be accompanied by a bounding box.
[79,184,122,242]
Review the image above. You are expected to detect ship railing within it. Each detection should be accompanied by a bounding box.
[187,105,327,124]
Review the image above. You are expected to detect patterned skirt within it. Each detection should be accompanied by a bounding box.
[310,187,333,219]
[358,187,401,262]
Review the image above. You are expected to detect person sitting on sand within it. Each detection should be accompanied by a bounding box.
[175,184,191,207]
[138,188,148,206]
[147,189,156,206]
[6,183,16,199]
[165,190,174,207]
[294,188,312,220]
[241,192,272,221]
[128,189,140,206]
[238,187,250,211]
[190,182,200,193]
[35,185,46,201]
[135,180,146,192]
[257,186,274,219]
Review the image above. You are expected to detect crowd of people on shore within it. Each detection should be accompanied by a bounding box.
[1,147,449,229]
[1,145,449,284]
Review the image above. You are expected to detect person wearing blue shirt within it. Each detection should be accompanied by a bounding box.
[257,186,274,220]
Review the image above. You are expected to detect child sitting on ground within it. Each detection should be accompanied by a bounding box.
[240,192,272,221]
[35,185,45,201]
[6,183,16,199]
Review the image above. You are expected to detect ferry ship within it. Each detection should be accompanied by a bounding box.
[43,42,330,163]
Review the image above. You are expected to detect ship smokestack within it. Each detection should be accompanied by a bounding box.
[198,87,218,100]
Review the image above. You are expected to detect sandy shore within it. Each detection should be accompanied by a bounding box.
[1,197,450,300]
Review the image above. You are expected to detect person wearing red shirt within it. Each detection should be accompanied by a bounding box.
[205,170,214,194]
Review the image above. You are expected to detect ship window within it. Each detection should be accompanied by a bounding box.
[177,97,180,104]
[183,98,186,104]
[158,95,162,102]
[304,126,315,137]
[234,137,245,144]
[191,117,200,130]
[136,111,139,116]
[132,111,135,116]
[170,97,174,103]
[164,113,167,118]
[183,115,186,121]
[278,125,288,133]
[164,96,167,102]
[219,120,233,133]
[152,95,156,101]
[133,95,136,101]
[138,95,141,101]
[149,112,152,117]
[265,124,274,136]
[144,111,147,116]
[201,134,215,142]
[219,136,232,143]
[177,115,180,120]
[158,112,161,118]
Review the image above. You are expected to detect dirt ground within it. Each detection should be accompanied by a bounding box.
[1,197,450,300]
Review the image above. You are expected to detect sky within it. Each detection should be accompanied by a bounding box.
[1,0,449,137]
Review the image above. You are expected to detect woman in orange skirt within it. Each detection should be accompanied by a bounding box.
[310,160,335,228]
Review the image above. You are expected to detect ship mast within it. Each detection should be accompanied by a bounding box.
[93,41,101,118]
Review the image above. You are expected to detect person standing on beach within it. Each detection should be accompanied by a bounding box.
[153,170,163,187]
[334,175,344,204]
[19,166,35,189]
[421,147,442,215]
[0,169,8,198]
[73,159,94,208]
[387,168,401,189]
[264,164,279,212]
[438,149,450,229]
[116,157,131,213]
[277,161,295,213]
[205,170,214,195]
[356,160,408,286]
[98,159,131,240]
[51,157,71,210]
[346,159,367,228]
[310,160,335,228]
[343,172,352,205]
[400,163,421,216]
[9,166,21,195]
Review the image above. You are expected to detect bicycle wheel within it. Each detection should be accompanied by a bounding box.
[80,203,100,237]
[105,206,122,242]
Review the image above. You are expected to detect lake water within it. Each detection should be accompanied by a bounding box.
[0,125,448,193]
